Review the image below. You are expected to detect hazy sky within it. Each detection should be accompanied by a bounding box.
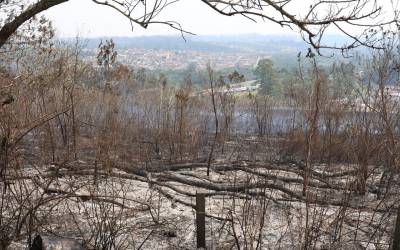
[45,0,297,38]
[44,0,396,38]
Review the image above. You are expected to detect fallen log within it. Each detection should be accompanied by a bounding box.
[30,235,84,250]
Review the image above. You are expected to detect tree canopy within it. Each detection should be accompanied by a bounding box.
[255,58,276,95]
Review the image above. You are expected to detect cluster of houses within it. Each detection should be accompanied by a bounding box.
[193,80,261,97]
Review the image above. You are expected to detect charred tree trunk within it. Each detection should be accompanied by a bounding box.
[0,0,68,48]
[0,136,8,180]
[392,206,400,250]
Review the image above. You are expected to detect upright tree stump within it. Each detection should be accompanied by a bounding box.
[392,207,400,250]
[196,192,206,249]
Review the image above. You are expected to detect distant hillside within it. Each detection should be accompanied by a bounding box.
[65,34,357,56]
[81,36,238,53]
[70,34,308,53]
[194,34,308,54]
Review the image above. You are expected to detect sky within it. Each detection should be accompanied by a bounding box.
[44,0,397,39]
[44,0,297,38]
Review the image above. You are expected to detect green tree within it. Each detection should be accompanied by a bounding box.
[330,61,356,97]
[135,67,147,84]
[228,70,244,84]
[254,58,276,95]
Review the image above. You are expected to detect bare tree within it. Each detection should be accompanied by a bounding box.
[206,64,218,176]
[200,0,399,53]
[0,0,190,49]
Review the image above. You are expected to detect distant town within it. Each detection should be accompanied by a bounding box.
[84,47,269,70]
[79,35,312,70]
